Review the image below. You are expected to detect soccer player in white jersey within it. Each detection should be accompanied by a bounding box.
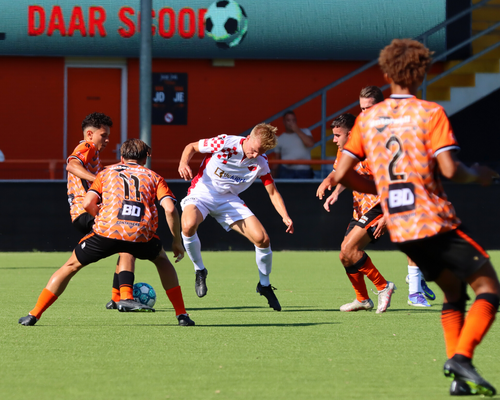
[178,123,294,311]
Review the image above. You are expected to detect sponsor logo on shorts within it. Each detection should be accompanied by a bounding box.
[81,242,86,249]
[359,216,368,224]
[214,167,246,183]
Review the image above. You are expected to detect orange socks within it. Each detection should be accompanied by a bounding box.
[111,288,120,303]
[441,307,464,359]
[346,271,369,301]
[111,273,120,302]
[118,271,134,300]
[30,288,58,320]
[166,286,187,316]
[358,255,387,291]
[454,294,498,359]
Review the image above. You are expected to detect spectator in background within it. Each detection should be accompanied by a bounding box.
[273,111,315,179]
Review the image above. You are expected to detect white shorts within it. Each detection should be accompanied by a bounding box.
[180,191,254,232]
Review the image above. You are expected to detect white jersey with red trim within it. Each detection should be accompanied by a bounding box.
[188,135,273,196]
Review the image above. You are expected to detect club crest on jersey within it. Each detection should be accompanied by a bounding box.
[214,167,246,183]
[217,147,238,165]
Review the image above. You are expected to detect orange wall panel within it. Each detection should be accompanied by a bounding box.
[126,58,387,178]
[0,56,64,179]
[0,57,64,160]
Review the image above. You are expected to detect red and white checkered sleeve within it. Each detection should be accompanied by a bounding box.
[198,135,227,154]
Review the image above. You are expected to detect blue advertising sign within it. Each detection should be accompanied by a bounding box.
[0,0,446,59]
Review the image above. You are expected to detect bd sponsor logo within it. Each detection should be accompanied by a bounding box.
[387,182,415,214]
[118,200,145,222]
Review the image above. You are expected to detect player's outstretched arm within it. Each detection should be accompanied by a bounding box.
[437,150,499,186]
[323,184,345,212]
[334,155,377,195]
[264,183,294,234]
[67,158,96,182]
[178,141,200,181]
[161,197,184,263]
[316,170,336,200]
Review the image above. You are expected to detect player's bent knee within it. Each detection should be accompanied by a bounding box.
[181,220,198,237]
[255,234,270,249]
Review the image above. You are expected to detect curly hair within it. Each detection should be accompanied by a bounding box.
[331,113,356,131]
[120,138,151,161]
[379,39,433,88]
[81,112,113,131]
[250,123,278,151]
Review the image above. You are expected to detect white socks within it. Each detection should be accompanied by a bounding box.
[408,265,422,294]
[255,245,272,286]
[182,232,205,271]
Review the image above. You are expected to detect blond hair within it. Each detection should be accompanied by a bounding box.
[250,123,278,151]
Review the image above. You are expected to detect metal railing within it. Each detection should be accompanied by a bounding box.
[241,0,499,173]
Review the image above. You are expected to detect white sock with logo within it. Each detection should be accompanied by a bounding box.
[408,265,421,295]
[182,232,205,271]
[255,245,272,286]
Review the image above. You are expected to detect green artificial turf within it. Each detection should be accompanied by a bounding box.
[1,251,499,400]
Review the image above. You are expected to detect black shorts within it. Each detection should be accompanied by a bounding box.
[345,204,383,242]
[74,233,163,266]
[396,227,489,282]
[73,213,95,236]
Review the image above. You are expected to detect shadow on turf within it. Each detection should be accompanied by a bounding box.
[0,266,58,269]
[156,306,443,313]
[27,321,338,327]
[154,306,340,312]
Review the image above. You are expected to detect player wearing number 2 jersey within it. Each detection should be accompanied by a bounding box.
[330,39,500,396]
[19,139,194,326]
[178,123,294,311]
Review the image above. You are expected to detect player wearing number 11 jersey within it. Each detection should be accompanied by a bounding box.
[19,139,194,326]
[332,39,500,396]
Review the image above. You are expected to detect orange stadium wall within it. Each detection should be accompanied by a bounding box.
[0,55,425,180]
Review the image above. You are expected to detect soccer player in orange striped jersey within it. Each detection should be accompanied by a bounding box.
[318,113,395,314]
[19,138,194,326]
[66,112,134,310]
[360,86,436,307]
[324,39,500,396]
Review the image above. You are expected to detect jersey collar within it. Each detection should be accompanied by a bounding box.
[389,94,415,99]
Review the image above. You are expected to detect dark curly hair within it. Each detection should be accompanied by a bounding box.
[81,112,113,131]
[120,138,151,161]
[379,39,433,88]
[331,113,356,131]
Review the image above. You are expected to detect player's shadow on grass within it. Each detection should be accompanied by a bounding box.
[155,305,333,312]
[155,306,262,312]
[0,266,58,269]
[189,322,339,327]
[390,308,443,313]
